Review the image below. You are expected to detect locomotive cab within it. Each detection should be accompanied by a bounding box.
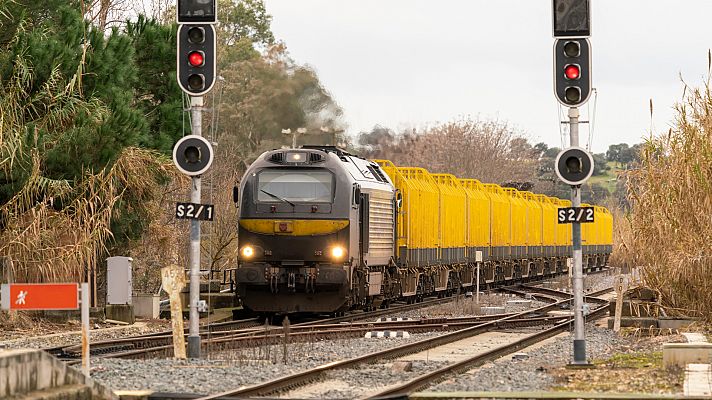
[235,146,394,313]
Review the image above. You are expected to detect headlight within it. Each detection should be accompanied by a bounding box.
[241,246,254,258]
[286,152,306,163]
[331,246,345,259]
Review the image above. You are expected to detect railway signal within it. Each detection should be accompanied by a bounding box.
[177,24,216,96]
[552,0,592,367]
[175,0,218,360]
[554,146,594,186]
[552,0,591,37]
[172,135,214,176]
[177,0,217,24]
[553,38,591,107]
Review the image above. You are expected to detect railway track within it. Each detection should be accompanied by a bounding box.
[43,317,264,359]
[46,274,611,364]
[48,294,471,361]
[194,290,610,400]
[367,302,610,399]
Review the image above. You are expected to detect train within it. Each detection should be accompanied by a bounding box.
[232,145,613,314]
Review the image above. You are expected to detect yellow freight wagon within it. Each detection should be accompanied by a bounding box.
[521,192,543,258]
[375,161,439,266]
[432,174,468,263]
[591,205,604,255]
[581,202,594,255]
[595,205,613,253]
[460,179,491,261]
[483,184,511,259]
[603,207,613,252]
[536,194,557,257]
[502,188,527,259]
[555,198,572,256]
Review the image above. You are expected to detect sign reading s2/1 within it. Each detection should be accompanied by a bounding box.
[175,202,214,221]
[557,207,594,223]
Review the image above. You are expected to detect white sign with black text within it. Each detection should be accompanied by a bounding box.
[557,207,594,224]
[175,202,214,221]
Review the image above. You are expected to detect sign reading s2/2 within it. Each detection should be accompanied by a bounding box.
[557,207,594,224]
[175,202,214,221]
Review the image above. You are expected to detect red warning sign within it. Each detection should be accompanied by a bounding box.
[1,283,79,310]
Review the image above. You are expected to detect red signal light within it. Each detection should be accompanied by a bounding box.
[564,64,580,80]
[188,51,204,67]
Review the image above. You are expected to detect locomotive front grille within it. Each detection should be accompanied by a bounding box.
[369,196,395,258]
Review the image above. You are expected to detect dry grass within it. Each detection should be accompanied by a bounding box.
[615,60,712,320]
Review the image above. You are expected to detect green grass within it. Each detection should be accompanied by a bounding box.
[601,351,663,368]
[588,161,624,194]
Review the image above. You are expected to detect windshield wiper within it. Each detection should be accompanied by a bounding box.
[260,189,295,207]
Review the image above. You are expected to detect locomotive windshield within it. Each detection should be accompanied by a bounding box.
[257,169,334,203]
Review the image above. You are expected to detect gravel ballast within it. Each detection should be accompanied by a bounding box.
[430,324,670,393]
[3,272,624,396]
[89,332,444,395]
[0,321,169,350]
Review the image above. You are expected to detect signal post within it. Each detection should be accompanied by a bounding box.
[552,0,594,366]
[175,0,218,359]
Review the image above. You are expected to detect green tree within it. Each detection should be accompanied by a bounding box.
[125,16,184,153]
[606,143,630,166]
[216,44,344,155]
[217,0,274,50]
[592,153,609,176]
[0,3,183,246]
[0,10,177,285]
[1,3,147,182]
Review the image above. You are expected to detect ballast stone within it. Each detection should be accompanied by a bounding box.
[391,361,413,372]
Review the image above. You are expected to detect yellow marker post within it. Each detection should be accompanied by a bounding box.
[161,265,187,359]
[613,273,629,333]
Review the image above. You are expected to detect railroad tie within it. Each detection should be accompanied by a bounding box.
[364,331,411,339]
[375,317,413,322]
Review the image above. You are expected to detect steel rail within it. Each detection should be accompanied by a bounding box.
[519,284,613,300]
[42,317,263,357]
[55,295,478,360]
[53,283,535,359]
[66,314,569,363]
[194,297,584,400]
[367,302,609,399]
[52,281,610,362]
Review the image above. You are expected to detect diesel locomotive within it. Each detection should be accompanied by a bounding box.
[232,146,613,314]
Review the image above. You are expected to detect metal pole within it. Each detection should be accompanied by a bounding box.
[80,282,90,377]
[568,106,586,364]
[187,96,203,359]
[476,262,480,305]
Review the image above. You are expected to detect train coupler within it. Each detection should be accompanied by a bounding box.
[268,266,280,293]
[288,272,296,291]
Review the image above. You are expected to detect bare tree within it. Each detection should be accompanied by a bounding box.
[81,0,134,31]
[361,117,538,186]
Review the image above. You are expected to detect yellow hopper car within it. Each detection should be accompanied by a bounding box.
[232,146,612,313]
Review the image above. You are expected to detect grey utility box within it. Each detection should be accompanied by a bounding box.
[107,256,133,305]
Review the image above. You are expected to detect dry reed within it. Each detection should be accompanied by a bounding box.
[618,61,712,320]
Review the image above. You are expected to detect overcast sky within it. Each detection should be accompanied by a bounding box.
[263,0,712,153]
